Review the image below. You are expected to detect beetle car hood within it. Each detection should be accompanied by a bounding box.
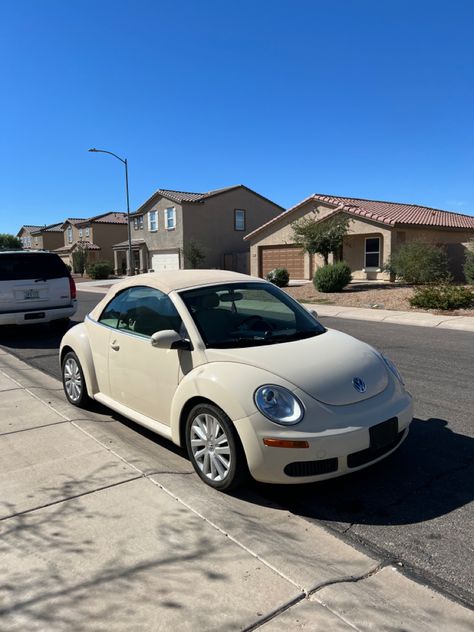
[205,329,389,406]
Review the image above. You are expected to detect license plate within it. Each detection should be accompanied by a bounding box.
[369,418,398,450]
[24,312,45,320]
[24,289,40,300]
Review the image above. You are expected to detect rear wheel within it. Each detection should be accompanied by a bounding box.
[62,351,89,407]
[185,403,248,492]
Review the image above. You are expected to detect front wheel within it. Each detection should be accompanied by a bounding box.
[185,404,248,492]
[62,351,90,408]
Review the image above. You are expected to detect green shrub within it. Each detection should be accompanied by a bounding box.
[87,261,114,280]
[409,285,474,310]
[266,268,289,287]
[464,245,474,284]
[313,261,352,293]
[386,241,450,284]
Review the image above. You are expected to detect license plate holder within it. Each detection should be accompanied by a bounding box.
[24,289,40,300]
[369,417,398,450]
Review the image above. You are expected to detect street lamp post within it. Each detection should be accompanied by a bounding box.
[88,148,134,276]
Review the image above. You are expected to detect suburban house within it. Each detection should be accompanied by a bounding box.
[54,212,128,270]
[112,185,284,274]
[17,223,63,251]
[245,194,474,281]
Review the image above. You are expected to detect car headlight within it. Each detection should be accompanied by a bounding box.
[381,354,405,385]
[254,385,304,425]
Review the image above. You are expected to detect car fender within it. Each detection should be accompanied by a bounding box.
[170,361,294,444]
[60,323,99,396]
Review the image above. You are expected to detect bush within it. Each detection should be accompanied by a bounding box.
[313,261,352,293]
[386,241,450,284]
[409,285,474,310]
[87,261,114,280]
[464,245,474,284]
[266,268,289,287]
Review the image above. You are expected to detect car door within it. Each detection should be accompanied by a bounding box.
[107,286,183,424]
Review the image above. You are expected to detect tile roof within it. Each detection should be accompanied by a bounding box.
[131,185,283,216]
[113,238,146,249]
[18,225,42,234]
[62,218,88,227]
[30,222,63,234]
[53,241,101,253]
[244,193,474,240]
[76,211,128,226]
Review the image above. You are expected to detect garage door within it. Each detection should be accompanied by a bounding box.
[260,246,305,279]
[151,252,180,271]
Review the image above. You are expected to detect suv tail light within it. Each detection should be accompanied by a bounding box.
[69,276,77,300]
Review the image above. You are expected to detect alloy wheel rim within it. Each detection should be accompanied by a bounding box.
[64,357,82,402]
[190,413,231,482]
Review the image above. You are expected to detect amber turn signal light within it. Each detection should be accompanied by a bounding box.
[263,438,309,448]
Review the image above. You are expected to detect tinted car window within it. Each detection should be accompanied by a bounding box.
[0,253,69,281]
[99,286,182,337]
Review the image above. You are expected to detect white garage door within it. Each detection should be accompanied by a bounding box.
[151,252,180,271]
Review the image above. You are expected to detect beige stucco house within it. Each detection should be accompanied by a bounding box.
[17,223,63,251]
[245,193,474,281]
[54,212,128,270]
[112,185,283,274]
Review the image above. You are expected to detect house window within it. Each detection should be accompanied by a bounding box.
[79,229,83,239]
[365,237,380,268]
[148,210,158,232]
[133,216,144,230]
[67,226,73,243]
[85,226,90,238]
[165,207,176,230]
[234,209,246,231]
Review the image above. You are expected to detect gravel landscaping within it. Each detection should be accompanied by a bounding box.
[284,281,474,316]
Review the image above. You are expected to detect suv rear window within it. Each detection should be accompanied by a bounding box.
[0,253,70,281]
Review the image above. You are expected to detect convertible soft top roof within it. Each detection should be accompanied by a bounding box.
[88,270,264,321]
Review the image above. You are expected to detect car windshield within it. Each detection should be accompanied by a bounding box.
[179,282,326,348]
[0,253,69,281]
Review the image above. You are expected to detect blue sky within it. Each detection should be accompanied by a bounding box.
[1,0,474,234]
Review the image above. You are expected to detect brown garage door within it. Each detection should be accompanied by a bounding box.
[260,246,305,279]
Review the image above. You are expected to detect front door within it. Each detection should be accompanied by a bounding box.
[101,285,183,424]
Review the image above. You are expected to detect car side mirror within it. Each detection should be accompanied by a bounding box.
[150,329,191,350]
[310,309,318,319]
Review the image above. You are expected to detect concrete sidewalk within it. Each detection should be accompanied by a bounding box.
[304,303,474,332]
[0,350,472,630]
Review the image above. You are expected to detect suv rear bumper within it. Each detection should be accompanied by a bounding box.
[0,302,77,325]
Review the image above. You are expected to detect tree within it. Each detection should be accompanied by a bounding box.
[464,241,474,285]
[72,243,89,276]
[0,233,22,249]
[291,213,351,265]
[183,239,205,269]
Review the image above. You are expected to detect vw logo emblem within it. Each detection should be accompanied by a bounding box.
[352,377,367,393]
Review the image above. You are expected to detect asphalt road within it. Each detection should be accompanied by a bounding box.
[0,290,473,608]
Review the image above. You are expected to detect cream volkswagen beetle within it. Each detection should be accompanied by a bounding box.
[60,270,413,491]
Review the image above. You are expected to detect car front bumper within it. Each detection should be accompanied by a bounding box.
[235,383,413,485]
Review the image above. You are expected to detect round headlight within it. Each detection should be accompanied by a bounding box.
[382,354,404,385]
[254,385,304,425]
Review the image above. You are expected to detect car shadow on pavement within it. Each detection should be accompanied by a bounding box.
[0,320,78,352]
[247,417,474,527]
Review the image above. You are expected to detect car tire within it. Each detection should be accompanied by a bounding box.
[185,403,248,492]
[62,351,90,408]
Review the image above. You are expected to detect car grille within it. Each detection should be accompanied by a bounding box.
[347,429,406,468]
[284,457,338,477]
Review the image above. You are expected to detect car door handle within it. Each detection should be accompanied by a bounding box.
[110,340,120,351]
